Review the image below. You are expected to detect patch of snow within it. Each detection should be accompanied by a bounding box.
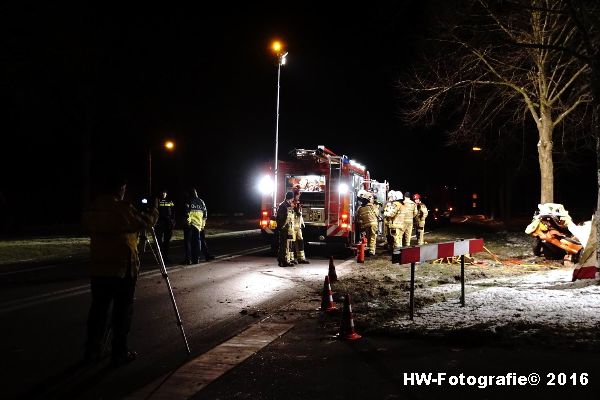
[388,268,600,332]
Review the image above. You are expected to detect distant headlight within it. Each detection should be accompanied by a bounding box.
[258,175,274,195]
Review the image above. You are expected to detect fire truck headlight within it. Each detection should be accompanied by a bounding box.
[338,183,349,194]
[258,175,274,195]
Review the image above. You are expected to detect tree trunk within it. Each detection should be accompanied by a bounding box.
[537,114,554,203]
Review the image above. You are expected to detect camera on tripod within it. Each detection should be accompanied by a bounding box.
[139,197,152,213]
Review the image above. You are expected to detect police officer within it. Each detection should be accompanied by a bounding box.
[356,190,379,256]
[276,191,295,267]
[413,193,429,245]
[402,191,419,247]
[183,188,204,264]
[155,189,175,261]
[384,191,407,249]
[196,193,216,262]
[291,187,310,264]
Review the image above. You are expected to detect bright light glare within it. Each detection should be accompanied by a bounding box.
[472,146,482,151]
[349,159,365,170]
[272,41,282,53]
[164,141,175,150]
[338,183,349,194]
[258,175,274,195]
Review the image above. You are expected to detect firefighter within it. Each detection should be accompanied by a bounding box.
[401,191,419,247]
[155,189,175,261]
[291,187,310,264]
[383,191,406,249]
[383,190,394,250]
[356,189,379,256]
[276,191,295,267]
[413,193,429,245]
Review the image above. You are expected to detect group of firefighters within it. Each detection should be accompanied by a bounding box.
[356,190,428,256]
[356,189,428,257]
[275,185,429,265]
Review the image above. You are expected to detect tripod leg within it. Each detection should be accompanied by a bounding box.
[146,228,191,355]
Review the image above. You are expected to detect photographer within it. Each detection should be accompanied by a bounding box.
[82,175,158,366]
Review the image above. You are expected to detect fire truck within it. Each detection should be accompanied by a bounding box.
[257,145,387,253]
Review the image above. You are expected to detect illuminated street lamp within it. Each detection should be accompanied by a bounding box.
[271,40,288,212]
[149,139,176,195]
[471,146,486,215]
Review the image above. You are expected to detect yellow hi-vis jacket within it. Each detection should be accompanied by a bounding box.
[83,195,158,278]
[187,209,205,231]
[356,203,378,228]
[384,201,406,229]
[403,198,418,223]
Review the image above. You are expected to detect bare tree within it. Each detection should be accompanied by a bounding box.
[402,0,594,204]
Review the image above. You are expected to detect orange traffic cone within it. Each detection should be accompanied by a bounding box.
[338,293,361,340]
[320,275,337,312]
[328,256,338,282]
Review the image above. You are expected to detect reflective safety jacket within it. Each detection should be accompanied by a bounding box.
[185,196,206,231]
[402,198,418,223]
[276,200,295,236]
[415,203,429,226]
[157,198,175,228]
[83,195,158,278]
[293,201,304,231]
[356,203,378,228]
[384,201,406,229]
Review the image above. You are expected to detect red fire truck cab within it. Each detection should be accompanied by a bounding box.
[257,145,381,254]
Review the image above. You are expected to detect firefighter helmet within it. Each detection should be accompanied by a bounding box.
[413,193,421,200]
[358,189,370,200]
[396,191,404,201]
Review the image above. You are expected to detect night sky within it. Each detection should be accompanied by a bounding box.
[1,2,597,230]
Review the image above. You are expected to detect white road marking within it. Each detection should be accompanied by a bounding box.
[127,322,294,399]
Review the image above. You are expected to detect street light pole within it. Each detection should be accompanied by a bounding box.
[272,41,287,213]
[148,149,152,196]
[149,140,176,197]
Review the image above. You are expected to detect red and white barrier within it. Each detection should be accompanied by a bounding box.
[391,238,485,319]
[392,239,484,264]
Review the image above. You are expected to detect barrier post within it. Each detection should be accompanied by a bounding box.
[409,262,415,320]
[460,254,465,306]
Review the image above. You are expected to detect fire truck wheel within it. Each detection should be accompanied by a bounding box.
[532,237,543,257]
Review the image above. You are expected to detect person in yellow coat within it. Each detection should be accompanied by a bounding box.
[82,175,158,366]
[276,191,295,267]
[356,190,379,256]
[413,193,429,245]
[383,191,406,249]
[291,187,310,264]
[401,191,418,247]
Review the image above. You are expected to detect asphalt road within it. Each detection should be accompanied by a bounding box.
[0,230,336,399]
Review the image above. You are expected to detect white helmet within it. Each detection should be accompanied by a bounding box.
[387,190,397,201]
[396,191,404,201]
[357,189,370,200]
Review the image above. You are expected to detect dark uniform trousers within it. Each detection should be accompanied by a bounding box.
[184,226,202,262]
[155,223,173,256]
[86,272,136,357]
